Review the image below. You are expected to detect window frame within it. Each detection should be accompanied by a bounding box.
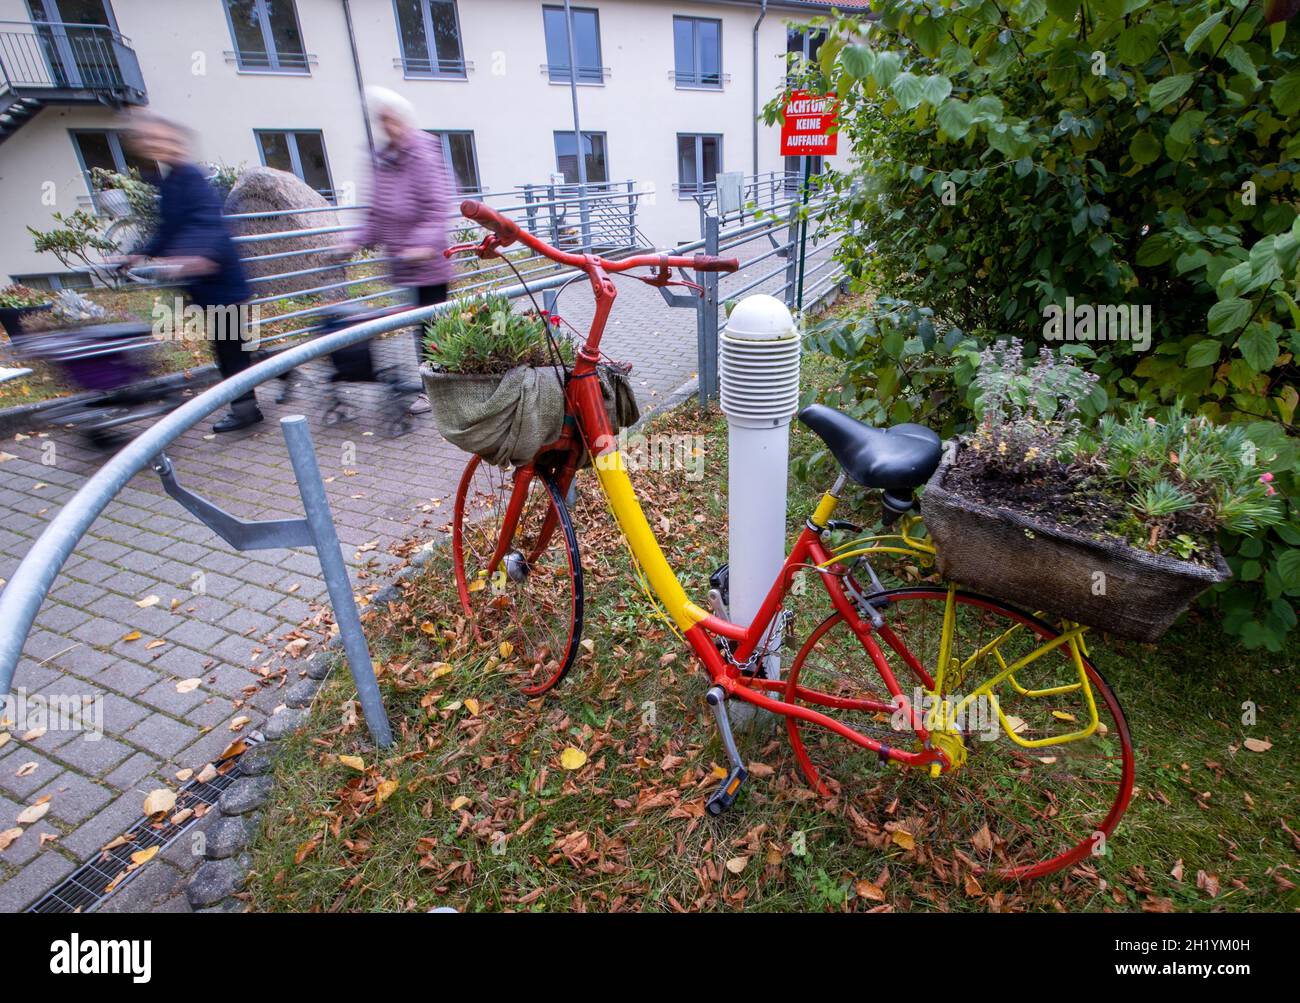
[254,129,335,201]
[542,4,604,86]
[223,0,311,75]
[426,129,481,194]
[552,129,609,185]
[676,132,723,199]
[68,128,157,200]
[393,0,467,79]
[672,15,722,90]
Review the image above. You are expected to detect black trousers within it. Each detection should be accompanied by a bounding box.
[413,283,448,364]
[205,303,257,407]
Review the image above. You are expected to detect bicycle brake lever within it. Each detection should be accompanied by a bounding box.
[636,268,704,295]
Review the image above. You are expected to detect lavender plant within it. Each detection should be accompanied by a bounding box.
[967,338,1098,479]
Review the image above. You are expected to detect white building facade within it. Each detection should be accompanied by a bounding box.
[0,0,859,285]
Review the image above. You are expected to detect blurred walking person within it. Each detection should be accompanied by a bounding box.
[123,113,261,432]
[335,86,455,414]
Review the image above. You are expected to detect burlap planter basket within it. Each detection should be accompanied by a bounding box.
[421,362,639,469]
[920,449,1231,643]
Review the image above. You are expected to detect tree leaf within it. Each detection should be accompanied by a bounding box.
[1184,10,1227,54]
[560,747,588,770]
[1185,340,1221,367]
[1148,74,1193,111]
[1207,298,1251,335]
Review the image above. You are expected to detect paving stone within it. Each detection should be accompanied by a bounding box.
[123,714,200,758]
[31,771,113,825]
[0,851,76,912]
[0,751,62,799]
[52,734,133,777]
[61,788,154,859]
[186,853,251,908]
[103,752,157,792]
[218,776,274,816]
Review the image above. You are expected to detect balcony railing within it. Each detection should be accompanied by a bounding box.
[0,20,145,103]
[395,55,471,78]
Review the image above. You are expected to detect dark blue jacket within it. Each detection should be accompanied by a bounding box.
[143,162,251,307]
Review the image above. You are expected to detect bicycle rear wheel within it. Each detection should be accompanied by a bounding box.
[452,456,583,696]
[783,588,1134,881]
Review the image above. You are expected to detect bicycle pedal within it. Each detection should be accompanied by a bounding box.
[705,765,747,817]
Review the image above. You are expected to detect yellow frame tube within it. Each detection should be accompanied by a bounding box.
[592,452,709,631]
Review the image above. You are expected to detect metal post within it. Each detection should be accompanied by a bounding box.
[702,214,721,405]
[547,182,561,246]
[796,156,812,312]
[626,179,637,248]
[783,199,800,310]
[281,415,393,748]
[523,183,538,235]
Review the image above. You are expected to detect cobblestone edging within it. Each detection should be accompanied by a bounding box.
[181,378,701,912]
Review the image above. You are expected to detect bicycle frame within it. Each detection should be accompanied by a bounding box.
[448,203,1097,779]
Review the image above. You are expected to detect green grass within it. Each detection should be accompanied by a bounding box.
[244,392,1298,913]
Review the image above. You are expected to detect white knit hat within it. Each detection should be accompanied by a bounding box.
[365,86,417,132]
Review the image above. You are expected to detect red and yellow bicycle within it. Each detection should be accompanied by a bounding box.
[444,201,1134,881]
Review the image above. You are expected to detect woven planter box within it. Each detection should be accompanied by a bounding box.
[921,450,1231,642]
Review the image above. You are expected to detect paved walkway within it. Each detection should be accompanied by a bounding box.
[0,266,722,912]
[0,230,832,911]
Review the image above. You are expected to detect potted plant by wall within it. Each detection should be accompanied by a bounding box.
[922,339,1282,642]
[0,284,53,340]
[420,294,637,467]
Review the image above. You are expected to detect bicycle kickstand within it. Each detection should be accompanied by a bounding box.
[704,686,748,817]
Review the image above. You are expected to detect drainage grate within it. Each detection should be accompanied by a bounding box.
[28,750,251,914]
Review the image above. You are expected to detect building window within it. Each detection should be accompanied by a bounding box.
[673,16,721,89]
[677,134,721,197]
[428,130,481,193]
[784,155,825,194]
[70,130,157,197]
[224,0,309,72]
[394,0,465,77]
[255,130,334,200]
[542,5,603,84]
[553,131,607,185]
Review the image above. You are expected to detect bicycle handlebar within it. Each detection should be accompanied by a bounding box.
[455,200,739,275]
[460,199,521,248]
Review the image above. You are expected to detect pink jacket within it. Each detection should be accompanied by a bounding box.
[348,129,455,288]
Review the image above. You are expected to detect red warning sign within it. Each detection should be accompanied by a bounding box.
[780,90,839,157]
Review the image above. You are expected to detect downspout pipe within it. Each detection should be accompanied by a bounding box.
[752,0,769,177]
[342,0,375,156]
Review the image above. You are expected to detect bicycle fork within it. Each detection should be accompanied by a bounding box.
[704,685,748,816]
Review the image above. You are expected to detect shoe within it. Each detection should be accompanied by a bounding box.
[213,407,264,433]
[408,394,432,415]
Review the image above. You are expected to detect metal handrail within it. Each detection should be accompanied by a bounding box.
[0,265,586,694]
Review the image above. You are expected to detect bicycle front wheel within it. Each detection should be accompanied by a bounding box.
[452,456,583,696]
[783,588,1134,881]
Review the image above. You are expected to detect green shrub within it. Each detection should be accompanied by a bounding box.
[779,1,1299,649]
